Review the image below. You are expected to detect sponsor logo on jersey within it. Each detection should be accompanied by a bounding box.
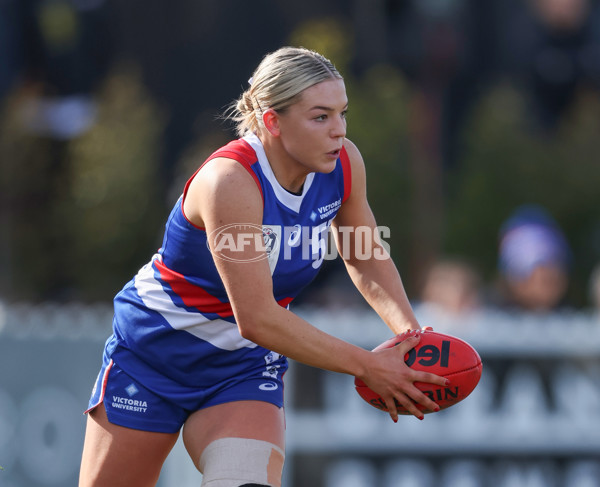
[287,224,302,246]
[316,198,342,220]
[262,227,278,254]
[282,220,332,270]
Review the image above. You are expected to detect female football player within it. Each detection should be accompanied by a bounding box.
[79,46,448,487]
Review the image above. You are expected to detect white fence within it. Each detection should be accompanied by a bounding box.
[284,307,600,487]
[0,302,599,486]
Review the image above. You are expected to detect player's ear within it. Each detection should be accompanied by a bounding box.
[262,109,280,136]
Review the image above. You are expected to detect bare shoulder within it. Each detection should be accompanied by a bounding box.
[343,138,365,167]
[342,137,367,195]
[184,157,263,227]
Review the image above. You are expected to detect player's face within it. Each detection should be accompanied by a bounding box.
[276,78,348,175]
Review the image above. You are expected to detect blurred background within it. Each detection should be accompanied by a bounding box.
[0,0,600,486]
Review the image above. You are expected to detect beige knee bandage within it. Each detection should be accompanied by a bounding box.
[198,437,285,487]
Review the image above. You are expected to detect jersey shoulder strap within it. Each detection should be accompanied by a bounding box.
[340,146,352,203]
[183,139,264,204]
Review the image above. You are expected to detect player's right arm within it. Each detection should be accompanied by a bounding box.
[183,158,444,421]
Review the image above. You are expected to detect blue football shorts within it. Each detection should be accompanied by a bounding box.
[85,356,287,434]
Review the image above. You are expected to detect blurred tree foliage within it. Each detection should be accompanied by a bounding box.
[0,66,165,301]
[61,66,166,299]
[291,18,600,305]
[445,85,600,306]
[0,92,69,299]
[2,16,600,307]
[291,18,415,274]
[344,66,414,264]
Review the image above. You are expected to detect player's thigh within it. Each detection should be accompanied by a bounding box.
[181,400,285,466]
[79,405,180,487]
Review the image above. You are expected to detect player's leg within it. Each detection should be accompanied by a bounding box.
[79,405,180,487]
[182,400,285,487]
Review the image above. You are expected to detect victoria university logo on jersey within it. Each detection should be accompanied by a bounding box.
[208,222,391,266]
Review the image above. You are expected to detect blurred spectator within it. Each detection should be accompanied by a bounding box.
[493,204,572,312]
[419,258,483,316]
[14,0,113,139]
[503,0,600,130]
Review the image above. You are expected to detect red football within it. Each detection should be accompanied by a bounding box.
[354,329,482,414]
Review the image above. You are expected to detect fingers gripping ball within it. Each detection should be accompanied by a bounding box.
[354,329,482,414]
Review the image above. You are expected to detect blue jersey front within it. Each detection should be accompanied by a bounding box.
[107,133,351,398]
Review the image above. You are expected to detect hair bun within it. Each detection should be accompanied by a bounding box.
[238,91,255,115]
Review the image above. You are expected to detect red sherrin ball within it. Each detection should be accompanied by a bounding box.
[354,329,482,414]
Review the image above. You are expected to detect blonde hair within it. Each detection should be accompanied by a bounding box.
[227,46,343,137]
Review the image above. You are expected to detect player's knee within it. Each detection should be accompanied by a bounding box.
[198,437,284,487]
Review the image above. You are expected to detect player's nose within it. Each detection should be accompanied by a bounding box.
[330,115,346,139]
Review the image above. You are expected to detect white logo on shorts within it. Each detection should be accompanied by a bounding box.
[125,383,139,397]
[111,396,148,413]
[264,351,282,365]
[259,382,278,391]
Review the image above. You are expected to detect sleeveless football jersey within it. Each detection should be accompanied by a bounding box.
[106,133,351,397]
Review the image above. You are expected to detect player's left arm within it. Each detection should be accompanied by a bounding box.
[332,138,420,335]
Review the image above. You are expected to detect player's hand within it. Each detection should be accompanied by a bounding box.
[360,332,449,422]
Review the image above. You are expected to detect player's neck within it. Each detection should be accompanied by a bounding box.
[259,135,309,195]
